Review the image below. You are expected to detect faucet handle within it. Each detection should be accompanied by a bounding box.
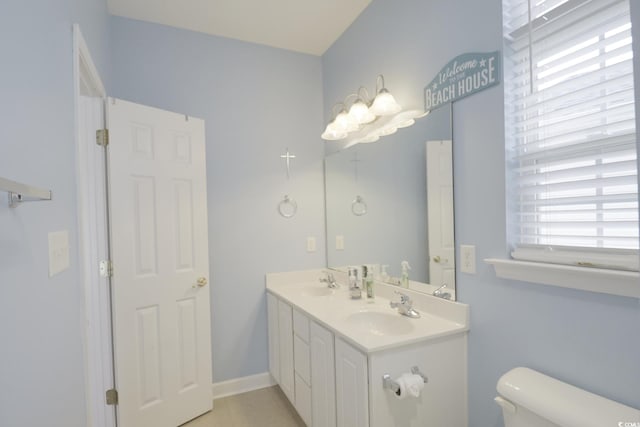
[319,271,335,281]
[394,290,412,305]
[433,283,447,294]
[390,291,421,318]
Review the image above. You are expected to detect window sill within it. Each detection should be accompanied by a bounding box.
[485,258,640,299]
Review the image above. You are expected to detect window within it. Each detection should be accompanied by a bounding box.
[503,0,639,271]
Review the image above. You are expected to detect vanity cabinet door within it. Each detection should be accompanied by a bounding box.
[335,337,368,427]
[278,300,295,404]
[267,293,280,383]
[310,321,336,427]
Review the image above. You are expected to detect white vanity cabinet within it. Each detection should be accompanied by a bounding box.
[335,337,368,427]
[268,292,368,427]
[310,321,336,427]
[293,308,312,425]
[278,300,296,403]
[267,293,280,382]
[269,295,294,403]
[266,278,469,427]
[267,294,314,425]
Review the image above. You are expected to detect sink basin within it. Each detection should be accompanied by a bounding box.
[299,286,335,297]
[345,311,414,336]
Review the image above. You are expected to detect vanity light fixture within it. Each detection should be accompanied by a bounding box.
[321,74,426,146]
[369,75,402,116]
[348,87,376,125]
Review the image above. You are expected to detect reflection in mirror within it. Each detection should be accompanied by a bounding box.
[324,105,456,299]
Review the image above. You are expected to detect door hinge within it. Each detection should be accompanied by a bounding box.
[106,388,118,405]
[99,260,113,278]
[96,129,109,146]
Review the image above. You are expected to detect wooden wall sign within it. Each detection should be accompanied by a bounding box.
[424,51,501,112]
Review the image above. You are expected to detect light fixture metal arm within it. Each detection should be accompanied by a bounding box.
[376,74,386,93]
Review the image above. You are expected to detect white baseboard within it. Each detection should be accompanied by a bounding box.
[212,372,276,399]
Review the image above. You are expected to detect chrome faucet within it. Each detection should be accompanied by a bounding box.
[319,271,339,288]
[432,283,451,300]
[348,267,362,299]
[390,291,421,318]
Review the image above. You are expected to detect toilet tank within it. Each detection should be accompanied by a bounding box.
[495,367,640,427]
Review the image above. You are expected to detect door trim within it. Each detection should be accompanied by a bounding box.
[73,24,116,427]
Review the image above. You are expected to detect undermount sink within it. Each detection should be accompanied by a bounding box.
[345,310,415,336]
[299,286,335,297]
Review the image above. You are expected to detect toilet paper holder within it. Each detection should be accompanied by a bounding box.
[382,366,428,394]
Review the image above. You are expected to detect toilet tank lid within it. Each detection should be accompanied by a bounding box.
[497,367,640,427]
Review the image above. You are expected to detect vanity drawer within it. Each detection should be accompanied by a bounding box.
[293,307,310,342]
[294,334,311,384]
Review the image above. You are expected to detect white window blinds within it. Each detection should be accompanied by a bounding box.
[503,0,639,270]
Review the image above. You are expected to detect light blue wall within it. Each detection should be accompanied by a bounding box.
[322,1,640,427]
[1,1,638,425]
[110,17,326,382]
[0,1,109,426]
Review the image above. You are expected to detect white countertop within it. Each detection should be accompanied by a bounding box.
[266,269,469,354]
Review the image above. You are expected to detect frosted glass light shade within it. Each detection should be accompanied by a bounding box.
[369,89,401,116]
[333,110,359,132]
[321,129,347,141]
[348,100,376,124]
[321,122,347,140]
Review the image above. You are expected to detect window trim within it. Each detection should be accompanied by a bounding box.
[500,0,639,288]
[485,258,640,298]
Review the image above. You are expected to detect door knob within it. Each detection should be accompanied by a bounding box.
[433,256,448,264]
[193,277,208,288]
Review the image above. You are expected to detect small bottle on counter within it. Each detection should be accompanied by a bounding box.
[348,266,361,299]
[400,261,411,288]
[363,265,375,300]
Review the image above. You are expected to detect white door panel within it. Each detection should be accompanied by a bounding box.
[107,98,212,427]
[427,140,455,290]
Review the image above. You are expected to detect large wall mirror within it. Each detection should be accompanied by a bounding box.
[324,105,456,299]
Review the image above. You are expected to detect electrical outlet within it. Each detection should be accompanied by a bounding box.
[336,235,344,250]
[460,244,476,274]
[306,236,316,253]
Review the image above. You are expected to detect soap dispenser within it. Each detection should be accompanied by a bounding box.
[400,261,411,288]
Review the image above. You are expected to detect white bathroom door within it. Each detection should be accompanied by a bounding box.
[427,140,455,288]
[107,98,213,427]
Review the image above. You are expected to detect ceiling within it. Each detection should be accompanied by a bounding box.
[107,0,373,56]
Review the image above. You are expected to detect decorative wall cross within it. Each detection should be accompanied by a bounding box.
[280,148,297,180]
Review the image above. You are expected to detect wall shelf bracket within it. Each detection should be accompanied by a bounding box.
[0,177,52,208]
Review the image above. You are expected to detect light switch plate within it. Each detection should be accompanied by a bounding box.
[336,235,344,251]
[49,230,70,277]
[460,244,476,274]
[306,236,316,253]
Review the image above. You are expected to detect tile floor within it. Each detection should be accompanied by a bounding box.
[181,386,305,427]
